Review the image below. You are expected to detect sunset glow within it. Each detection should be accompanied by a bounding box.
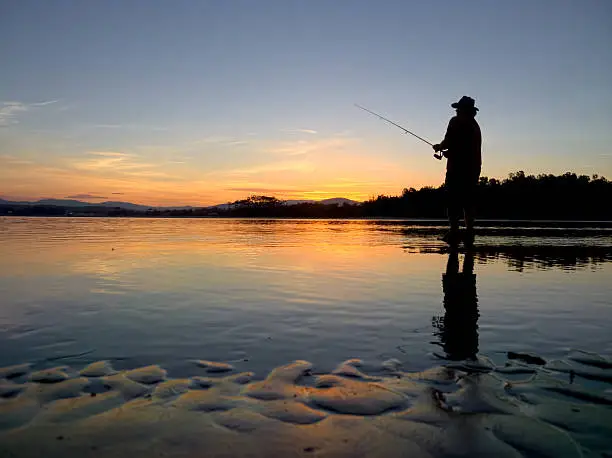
[1,1,610,207]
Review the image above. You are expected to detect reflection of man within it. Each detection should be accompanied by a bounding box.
[433,249,479,360]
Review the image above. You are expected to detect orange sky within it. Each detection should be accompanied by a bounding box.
[0,133,444,206]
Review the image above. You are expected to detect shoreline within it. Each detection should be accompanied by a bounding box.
[2,215,612,229]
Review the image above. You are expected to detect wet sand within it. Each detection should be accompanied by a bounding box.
[1,354,611,458]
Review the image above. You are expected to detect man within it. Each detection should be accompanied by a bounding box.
[433,96,482,245]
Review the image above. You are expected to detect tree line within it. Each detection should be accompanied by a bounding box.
[212,171,611,220]
[361,171,612,220]
[1,172,610,220]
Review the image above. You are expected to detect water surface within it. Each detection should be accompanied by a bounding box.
[1,217,610,377]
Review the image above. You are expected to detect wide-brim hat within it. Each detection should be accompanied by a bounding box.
[451,96,478,111]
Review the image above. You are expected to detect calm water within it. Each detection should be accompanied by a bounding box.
[1,217,611,377]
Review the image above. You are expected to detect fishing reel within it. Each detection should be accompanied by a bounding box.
[434,151,446,160]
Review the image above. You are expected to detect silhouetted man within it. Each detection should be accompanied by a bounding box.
[433,249,479,361]
[433,96,482,245]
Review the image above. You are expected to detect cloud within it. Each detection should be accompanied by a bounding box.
[0,102,29,126]
[266,137,357,157]
[194,136,233,144]
[112,192,124,195]
[65,193,108,199]
[72,151,146,171]
[31,100,60,107]
[88,151,132,157]
[92,124,123,129]
[0,154,33,165]
[0,100,59,126]
[226,140,249,146]
[283,128,318,135]
[122,170,173,178]
[226,187,309,193]
[90,123,168,131]
[215,160,314,178]
[189,136,250,147]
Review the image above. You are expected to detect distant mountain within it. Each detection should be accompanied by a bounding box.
[1,196,361,212]
[99,201,152,211]
[0,198,31,206]
[35,199,107,207]
[0,198,185,211]
[319,198,360,206]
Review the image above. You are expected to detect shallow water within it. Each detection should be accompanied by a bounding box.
[0,217,611,375]
[1,217,612,456]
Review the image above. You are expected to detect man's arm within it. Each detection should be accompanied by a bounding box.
[433,117,457,154]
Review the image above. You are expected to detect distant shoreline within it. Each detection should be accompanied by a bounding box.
[2,214,612,229]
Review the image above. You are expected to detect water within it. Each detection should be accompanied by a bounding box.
[1,217,610,376]
[1,217,612,457]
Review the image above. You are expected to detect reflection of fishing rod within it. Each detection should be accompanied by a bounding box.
[355,104,443,160]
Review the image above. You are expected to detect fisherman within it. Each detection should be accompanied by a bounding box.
[433,96,482,245]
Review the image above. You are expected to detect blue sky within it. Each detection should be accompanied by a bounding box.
[1,0,610,205]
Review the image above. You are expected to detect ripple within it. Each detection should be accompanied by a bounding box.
[0,354,609,457]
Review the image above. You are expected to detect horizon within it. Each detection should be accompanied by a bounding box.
[1,1,611,206]
[2,169,609,209]
[2,164,611,207]
[0,194,361,207]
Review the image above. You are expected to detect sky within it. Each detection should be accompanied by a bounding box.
[1,0,610,206]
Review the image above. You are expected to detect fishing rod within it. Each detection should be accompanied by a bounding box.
[355,104,443,160]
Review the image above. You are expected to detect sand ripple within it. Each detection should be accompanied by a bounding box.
[0,354,610,457]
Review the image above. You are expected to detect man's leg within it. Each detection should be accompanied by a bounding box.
[448,203,461,232]
[463,175,479,244]
[464,203,474,232]
[444,184,461,244]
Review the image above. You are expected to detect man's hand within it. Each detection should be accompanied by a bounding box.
[433,144,443,152]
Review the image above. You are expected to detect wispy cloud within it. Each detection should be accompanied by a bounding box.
[0,100,59,126]
[65,193,107,199]
[193,136,233,144]
[266,137,357,157]
[31,100,60,107]
[92,124,123,129]
[88,151,132,158]
[284,128,318,135]
[70,151,177,179]
[89,123,168,132]
[0,102,29,126]
[226,187,309,194]
[190,136,250,146]
[122,170,172,178]
[215,160,314,178]
[72,152,135,171]
[0,154,34,165]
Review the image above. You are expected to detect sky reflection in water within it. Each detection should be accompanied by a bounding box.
[0,217,610,377]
